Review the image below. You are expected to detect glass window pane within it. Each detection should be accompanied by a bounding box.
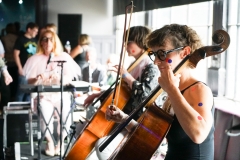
[233,27,240,100]
[225,26,238,99]
[228,0,238,25]
[188,2,213,26]
[171,5,188,24]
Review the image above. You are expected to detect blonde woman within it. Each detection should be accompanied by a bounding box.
[70,34,92,70]
[23,30,81,156]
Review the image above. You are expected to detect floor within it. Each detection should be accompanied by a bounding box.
[7,142,66,160]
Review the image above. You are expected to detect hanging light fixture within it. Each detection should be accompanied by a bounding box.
[19,0,23,4]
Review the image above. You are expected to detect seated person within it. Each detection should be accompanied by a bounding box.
[81,47,106,87]
[23,30,81,156]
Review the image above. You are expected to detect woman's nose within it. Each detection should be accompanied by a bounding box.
[154,58,161,66]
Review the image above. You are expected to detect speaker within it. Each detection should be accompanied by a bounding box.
[58,14,82,48]
[6,114,29,146]
[5,114,38,147]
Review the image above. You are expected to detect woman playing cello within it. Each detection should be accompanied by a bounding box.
[104,24,214,160]
[85,26,161,159]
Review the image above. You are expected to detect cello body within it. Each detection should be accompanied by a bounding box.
[108,104,173,160]
[65,81,131,160]
[65,52,149,160]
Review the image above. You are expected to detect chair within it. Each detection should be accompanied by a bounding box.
[3,100,34,156]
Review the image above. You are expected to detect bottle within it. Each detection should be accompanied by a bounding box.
[65,41,71,53]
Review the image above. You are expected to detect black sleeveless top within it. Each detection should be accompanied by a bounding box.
[74,49,87,70]
[165,81,214,160]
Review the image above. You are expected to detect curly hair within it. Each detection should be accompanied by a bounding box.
[147,24,203,54]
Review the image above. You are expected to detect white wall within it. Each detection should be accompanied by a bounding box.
[48,0,114,36]
[48,0,116,65]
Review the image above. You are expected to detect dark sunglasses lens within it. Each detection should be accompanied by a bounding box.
[42,37,52,42]
[157,50,166,61]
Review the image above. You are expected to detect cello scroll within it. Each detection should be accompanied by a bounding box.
[189,29,230,68]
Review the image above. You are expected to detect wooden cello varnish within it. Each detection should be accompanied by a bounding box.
[109,103,173,160]
[65,52,148,160]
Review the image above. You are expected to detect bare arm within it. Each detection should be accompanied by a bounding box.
[2,69,13,85]
[110,65,135,89]
[159,65,213,144]
[70,45,82,59]
[13,49,23,75]
[83,91,102,107]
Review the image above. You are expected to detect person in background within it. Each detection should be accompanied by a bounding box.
[70,34,92,71]
[13,22,38,102]
[81,53,120,103]
[45,23,57,33]
[0,57,13,115]
[45,23,64,49]
[105,54,120,86]
[0,58,13,85]
[0,40,6,112]
[1,23,18,100]
[0,40,4,58]
[82,53,131,108]
[104,24,214,160]
[0,25,15,108]
[0,28,5,39]
[23,30,81,156]
[14,21,25,36]
[81,47,106,87]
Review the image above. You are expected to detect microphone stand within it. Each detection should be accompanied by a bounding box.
[55,60,66,159]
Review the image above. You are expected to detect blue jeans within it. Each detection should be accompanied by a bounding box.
[15,75,30,102]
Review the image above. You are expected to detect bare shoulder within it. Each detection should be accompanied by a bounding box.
[184,82,213,109]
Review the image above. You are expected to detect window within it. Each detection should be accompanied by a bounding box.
[115,1,213,83]
[115,1,240,102]
[225,0,240,100]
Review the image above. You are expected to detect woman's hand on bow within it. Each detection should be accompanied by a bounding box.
[105,105,128,123]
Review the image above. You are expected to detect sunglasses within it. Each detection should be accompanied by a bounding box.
[41,37,53,42]
[148,46,184,61]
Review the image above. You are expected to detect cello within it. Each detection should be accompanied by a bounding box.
[99,29,230,160]
[65,2,151,159]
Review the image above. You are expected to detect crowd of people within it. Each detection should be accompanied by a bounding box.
[0,21,119,157]
[0,21,215,160]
